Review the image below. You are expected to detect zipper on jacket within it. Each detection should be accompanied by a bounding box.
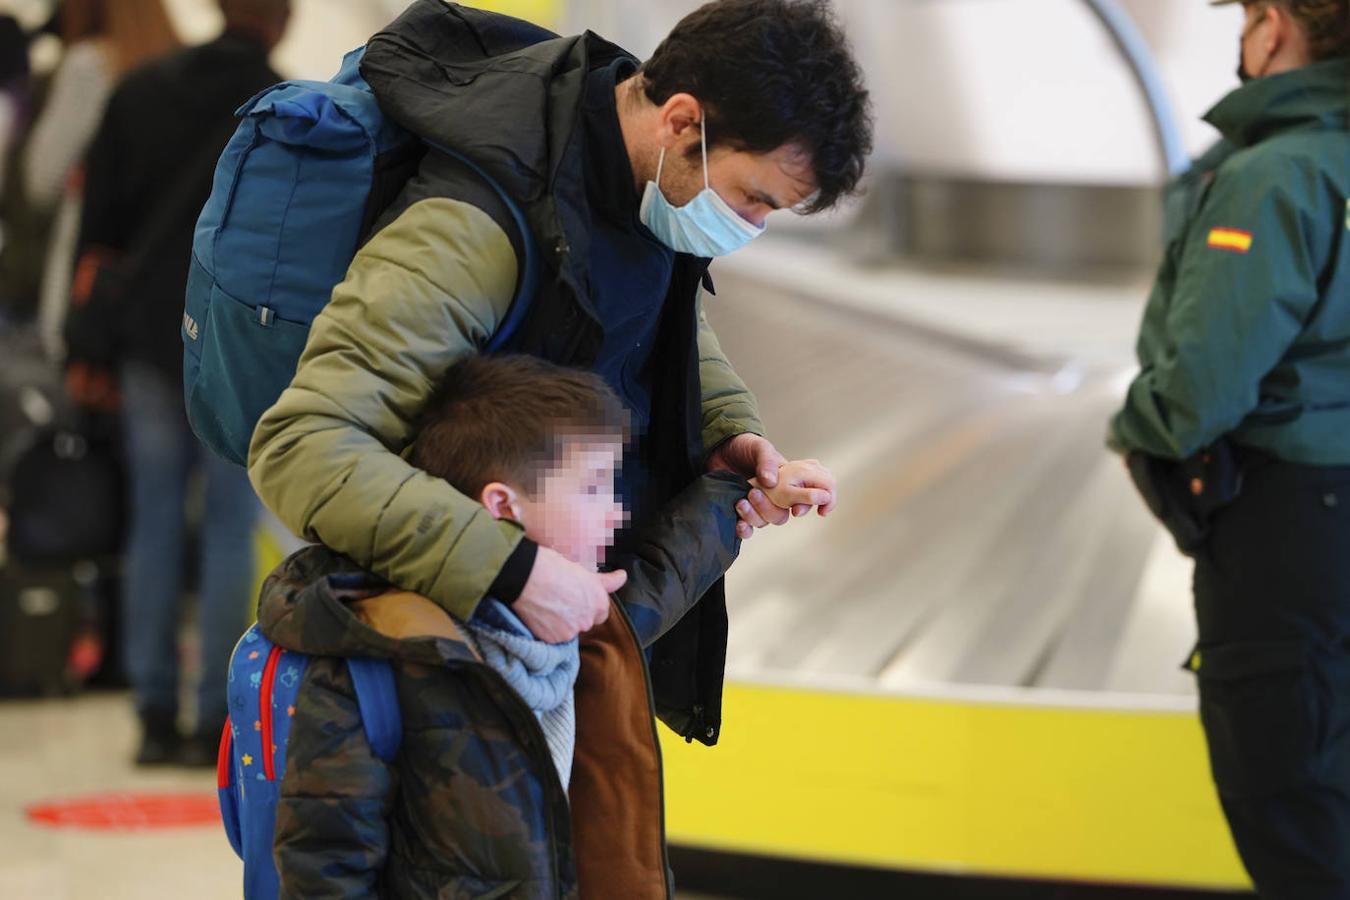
[259,646,284,781]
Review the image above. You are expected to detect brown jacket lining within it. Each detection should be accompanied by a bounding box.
[349,591,475,650]
[571,599,667,899]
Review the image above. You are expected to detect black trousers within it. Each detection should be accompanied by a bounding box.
[1192,458,1350,899]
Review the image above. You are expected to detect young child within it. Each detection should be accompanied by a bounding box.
[258,354,828,899]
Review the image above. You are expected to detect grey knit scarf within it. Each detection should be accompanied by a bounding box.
[462,598,579,791]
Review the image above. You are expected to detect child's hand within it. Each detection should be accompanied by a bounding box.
[748,459,837,519]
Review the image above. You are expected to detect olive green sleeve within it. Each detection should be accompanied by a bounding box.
[697,289,764,456]
[247,198,522,621]
[1111,156,1324,459]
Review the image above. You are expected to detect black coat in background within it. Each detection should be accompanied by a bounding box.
[79,32,279,383]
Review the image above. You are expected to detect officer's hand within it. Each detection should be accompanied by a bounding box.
[512,545,626,643]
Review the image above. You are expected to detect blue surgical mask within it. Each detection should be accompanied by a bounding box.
[639,122,765,257]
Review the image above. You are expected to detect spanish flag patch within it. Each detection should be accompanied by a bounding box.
[1207,227,1253,254]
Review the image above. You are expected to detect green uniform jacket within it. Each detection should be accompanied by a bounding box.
[1111,58,1350,464]
[246,40,762,626]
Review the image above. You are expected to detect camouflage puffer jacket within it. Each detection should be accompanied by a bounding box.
[261,472,747,900]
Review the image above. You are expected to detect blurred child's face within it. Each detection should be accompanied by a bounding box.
[516,439,626,570]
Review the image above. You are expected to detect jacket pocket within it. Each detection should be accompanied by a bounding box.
[1193,640,1321,799]
[184,268,311,465]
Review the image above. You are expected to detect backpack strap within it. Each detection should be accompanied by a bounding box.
[345,657,402,763]
[425,141,539,353]
[216,717,243,859]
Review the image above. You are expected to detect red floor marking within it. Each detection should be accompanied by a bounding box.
[25,792,221,831]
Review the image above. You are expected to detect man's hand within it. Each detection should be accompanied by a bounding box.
[708,434,836,539]
[512,545,627,642]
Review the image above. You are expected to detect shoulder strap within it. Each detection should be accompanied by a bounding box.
[216,718,242,859]
[425,140,539,352]
[346,657,402,763]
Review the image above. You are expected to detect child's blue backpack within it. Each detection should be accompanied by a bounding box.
[182,47,539,465]
[217,622,401,899]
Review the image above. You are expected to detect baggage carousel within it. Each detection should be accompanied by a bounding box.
[699,265,1194,699]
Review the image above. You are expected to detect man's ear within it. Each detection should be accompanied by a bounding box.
[657,91,704,148]
[480,482,523,523]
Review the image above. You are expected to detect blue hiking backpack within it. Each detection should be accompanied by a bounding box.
[218,621,401,899]
[183,47,539,465]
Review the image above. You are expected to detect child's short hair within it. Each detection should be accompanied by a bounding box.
[411,354,630,497]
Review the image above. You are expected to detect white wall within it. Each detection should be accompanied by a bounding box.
[562,0,1246,186]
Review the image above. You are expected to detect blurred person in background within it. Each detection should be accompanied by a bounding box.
[1111,1,1350,895]
[0,15,31,204]
[75,0,290,767]
[0,13,39,327]
[23,0,179,362]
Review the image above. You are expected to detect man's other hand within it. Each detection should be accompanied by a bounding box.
[513,545,627,642]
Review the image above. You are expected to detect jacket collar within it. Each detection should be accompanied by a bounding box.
[256,546,479,668]
[1205,57,1350,148]
[583,57,643,228]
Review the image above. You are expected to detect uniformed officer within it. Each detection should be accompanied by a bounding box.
[1110,2,1350,896]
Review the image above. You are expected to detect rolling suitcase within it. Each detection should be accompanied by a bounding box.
[0,563,80,695]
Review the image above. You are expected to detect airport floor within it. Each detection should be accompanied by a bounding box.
[1,691,248,900]
[0,691,735,899]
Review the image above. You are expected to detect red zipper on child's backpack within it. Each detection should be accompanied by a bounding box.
[216,718,233,789]
[259,646,284,781]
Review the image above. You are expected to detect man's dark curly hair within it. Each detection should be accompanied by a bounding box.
[638,0,873,214]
